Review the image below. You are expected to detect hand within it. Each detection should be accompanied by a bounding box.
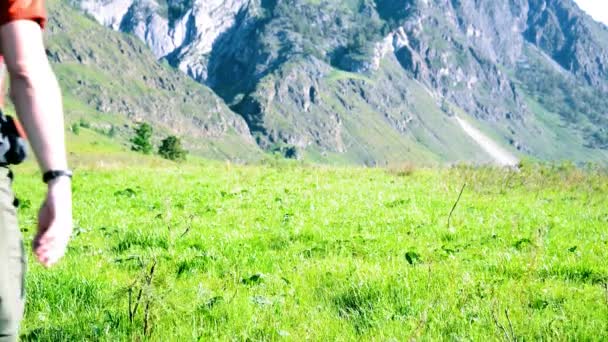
[33,176,73,267]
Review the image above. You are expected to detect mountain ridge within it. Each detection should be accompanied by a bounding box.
[67,0,608,164]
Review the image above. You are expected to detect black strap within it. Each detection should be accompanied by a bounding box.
[43,170,73,184]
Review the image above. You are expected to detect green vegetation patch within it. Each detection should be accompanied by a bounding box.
[13,158,608,340]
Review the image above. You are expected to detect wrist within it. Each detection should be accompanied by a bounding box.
[47,175,71,187]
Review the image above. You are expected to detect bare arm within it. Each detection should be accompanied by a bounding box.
[1,20,72,267]
[1,20,67,171]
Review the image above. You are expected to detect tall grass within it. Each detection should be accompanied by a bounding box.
[13,159,608,340]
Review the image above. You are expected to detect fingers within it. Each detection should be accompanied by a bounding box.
[35,182,73,267]
[34,233,69,267]
[33,222,72,268]
[37,246,66,268]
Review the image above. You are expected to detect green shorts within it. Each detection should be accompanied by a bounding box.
[0,167,25,342]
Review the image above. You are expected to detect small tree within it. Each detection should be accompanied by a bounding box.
[79,118,90,128]
[131,122,153,154]
[158,135,187,161]
[71,122,80,135]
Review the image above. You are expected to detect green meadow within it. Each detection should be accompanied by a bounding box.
[12,130,608,341]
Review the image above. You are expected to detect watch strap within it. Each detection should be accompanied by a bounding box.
[43,170,73,184]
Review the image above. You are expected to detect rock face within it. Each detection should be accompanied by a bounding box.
[525,0,608,92]
[49,1,259,160]
[74,0,608,164]
[79,0,249,81]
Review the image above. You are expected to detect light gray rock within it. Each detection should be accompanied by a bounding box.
[78,0,249,82]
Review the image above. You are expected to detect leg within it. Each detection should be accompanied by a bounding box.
[0,168,24,342]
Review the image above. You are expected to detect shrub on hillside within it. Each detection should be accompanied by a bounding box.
[71,122,80,135]
[158,135,187,161]
[79,119,90,128]
[131,122,153,154]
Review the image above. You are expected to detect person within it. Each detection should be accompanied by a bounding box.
[0,1,73,340]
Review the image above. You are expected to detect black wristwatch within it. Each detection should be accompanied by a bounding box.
[43,170,73,184]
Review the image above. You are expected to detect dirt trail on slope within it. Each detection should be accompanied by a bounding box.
[455,116,519,166]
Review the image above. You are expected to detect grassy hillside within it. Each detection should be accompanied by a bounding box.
[242,56,499,166]
[12,143,608,340]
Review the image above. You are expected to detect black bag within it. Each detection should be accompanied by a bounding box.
[0,111,27,165]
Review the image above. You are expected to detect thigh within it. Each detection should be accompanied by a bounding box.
[0,168,24,342]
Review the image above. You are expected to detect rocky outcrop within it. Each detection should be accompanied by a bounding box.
[79,0,249,81]
[525,0,608,92]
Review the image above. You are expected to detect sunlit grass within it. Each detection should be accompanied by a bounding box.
[13,154,608,340]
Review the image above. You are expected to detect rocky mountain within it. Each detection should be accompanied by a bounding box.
[47,0,260,160]
[69,0,608,164]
